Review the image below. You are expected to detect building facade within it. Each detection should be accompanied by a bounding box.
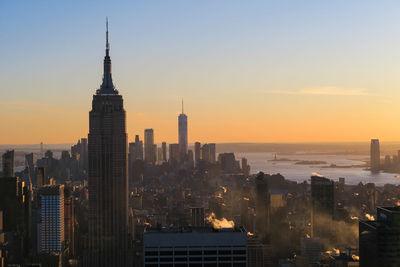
[370,139,380,172]
[144,129,155,164]
[143,228,248,267]
[38,185,64,254]
[87,20,130,266]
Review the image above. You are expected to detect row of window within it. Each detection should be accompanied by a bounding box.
[145,256,247,263]
[145,250,247,256]
[145,263,246,267]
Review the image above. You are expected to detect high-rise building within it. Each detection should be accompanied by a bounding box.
[201,144,210,162]
[178,100,188,162]
[194,142,201,166]
[255,173,269,240]
[87,20,130,266]
[134,135,143,160]
[80,138,88,171]
[161,142,167,162]
[144,129,155,164]
[169,144,179,164]
[157,147,162,163]
[359,206,400,267]
[209,143,216,163]
[64,187,75,256]
[311,176,334,238]
[143,228,247,266]
[370,139,380,172]
[2,150,14,178]
[25,153,35,184]
[38,185,65,254]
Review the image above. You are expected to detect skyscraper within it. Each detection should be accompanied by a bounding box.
[144,129,155,164]
[38,185,65,254]
[2,150,14,177]
[194,142,201,166]
[311,176,334,238]
[162,142,167,162]
[178,100,188,161]
[134,135,143,160]
[87,20,129,266]
[359,207,400,267]
[370,139,380,172]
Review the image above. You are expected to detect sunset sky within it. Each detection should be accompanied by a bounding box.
[2,1,400,144]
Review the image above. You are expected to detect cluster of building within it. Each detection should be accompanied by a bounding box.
[370,138,400,173]
[2,23,400,267]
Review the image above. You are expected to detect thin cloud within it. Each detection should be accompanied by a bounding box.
[266,86,370,96]
[0,101,83,114]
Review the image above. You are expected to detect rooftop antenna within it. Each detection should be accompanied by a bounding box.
[106,17,110,54]
[182,99,184,114]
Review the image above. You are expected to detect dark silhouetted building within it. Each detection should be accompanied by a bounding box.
[144,129,155,164]
[256,173,269,240]
[194,142,201,166]
[143,228,247,266]
[169,143,179,164]
[86,20,130,266]
[2,150,14,178]
[134,135,143,160]
[359,206,400,267]
[311,176,334,238]
[161,142,167,162]
[178,101,188,162]
[370,139,380,172]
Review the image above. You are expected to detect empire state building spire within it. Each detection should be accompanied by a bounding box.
[98,17,118,95]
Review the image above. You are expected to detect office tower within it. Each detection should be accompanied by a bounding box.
[300,237,323,266]
[157,147,162,163]
[40,142,44,157]
[143,228,247,266]
[0,177,23,232]
[38,185,64,254]
[209,143,216,163]
[64,187,75,256]
[134,135,143,160]
[370,139,380,172]
[2,150,14,177]
[242,157,250,176]
[190,207,205,227]
[178,100,188,161]
[219,153,238,173]
[153,144,157,162]
[188,149,194,163]
[311,176,334,238]
[201,144,210,162]
[359,207,400,266]
[161,142,167,162]
[255,173,269,239]
[144,129,155,164]
[80,138,88,171]
[87,20,129,266]
[37,167,46,187]
[169,144,179,163]
[194,142,201,166]
[25,153,35,184]
[128,142,135,162]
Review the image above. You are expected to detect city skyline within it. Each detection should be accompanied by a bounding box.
[3,1,400,144]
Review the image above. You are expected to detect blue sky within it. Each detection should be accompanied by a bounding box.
[2,1,400,143]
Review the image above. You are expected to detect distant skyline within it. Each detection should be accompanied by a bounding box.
[2,1,400,143]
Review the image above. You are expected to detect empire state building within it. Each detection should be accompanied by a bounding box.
[86,20,130,266]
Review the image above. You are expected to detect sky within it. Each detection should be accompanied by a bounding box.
[2,0,400,144]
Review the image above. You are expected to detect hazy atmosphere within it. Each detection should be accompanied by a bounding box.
[2,1,400,143]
